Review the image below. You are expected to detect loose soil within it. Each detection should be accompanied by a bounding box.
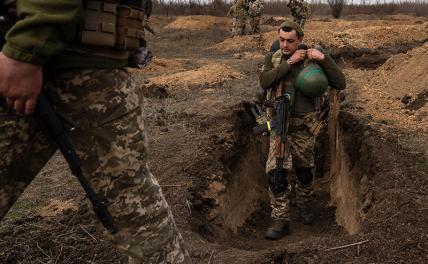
[1,15,427,264]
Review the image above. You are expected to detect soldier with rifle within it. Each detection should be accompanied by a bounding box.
[0,0,191,263]
[258,20,346,240]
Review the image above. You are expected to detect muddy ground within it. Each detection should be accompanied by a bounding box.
[1,15,427,263]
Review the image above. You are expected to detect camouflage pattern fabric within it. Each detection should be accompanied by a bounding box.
[265,123,316,174]
[234,0,249,35]
[248,0,263,17]
[249,16,261,34]
[296,180,313,209]
[0,69,191,264]
[287,0,311,27]
[231,16,237,36]
[269,188,290,221]
[265,116,316,221]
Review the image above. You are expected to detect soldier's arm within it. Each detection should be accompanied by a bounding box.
[316,54,346,90]
[259,52,292,90]
[2,0,81,65]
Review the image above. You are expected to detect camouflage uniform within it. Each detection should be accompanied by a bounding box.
[0,69,191,263]
[287,0,311,27]
[248,0,263,34]
[227,1,238,36]
[234,0,250,36]
[0,0,191,263]
[265,116,317,221]
[260,29,346,224]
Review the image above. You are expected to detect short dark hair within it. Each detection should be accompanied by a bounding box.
[278,26,302,38]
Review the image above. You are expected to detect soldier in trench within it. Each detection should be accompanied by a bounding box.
[259,20,346,239]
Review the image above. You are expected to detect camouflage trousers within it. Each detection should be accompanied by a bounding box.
[0,69,191,264]
[236,14,248,36]
[266,123,316,222]
[249,15,261,34]
[231,16,237,36]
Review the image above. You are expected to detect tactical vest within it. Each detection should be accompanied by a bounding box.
[1,0,149,60]
[68,0,148,59]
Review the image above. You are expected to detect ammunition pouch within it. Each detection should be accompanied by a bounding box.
[303,112,325,138]
[79,0,145,51]
[288,113,325,137]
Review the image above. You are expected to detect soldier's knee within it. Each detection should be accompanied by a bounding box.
[268,169,288,194]
[295,168,313,185]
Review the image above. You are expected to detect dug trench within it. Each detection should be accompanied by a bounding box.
[186,42,428,262]
[1,16,427,263]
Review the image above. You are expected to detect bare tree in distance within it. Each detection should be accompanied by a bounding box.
[327,0,346,18]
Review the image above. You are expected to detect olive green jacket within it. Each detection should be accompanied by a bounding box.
[1,0,128,69]
[259,51,346,114]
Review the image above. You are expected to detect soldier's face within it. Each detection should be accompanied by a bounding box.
[278,29,302,56]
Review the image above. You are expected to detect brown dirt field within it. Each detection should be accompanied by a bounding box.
[148,63,244,88]
[1,15,427,264]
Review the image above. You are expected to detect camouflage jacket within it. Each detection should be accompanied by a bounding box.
[234,0,250,17]
[0,0,133,69]
[248,0,263,17]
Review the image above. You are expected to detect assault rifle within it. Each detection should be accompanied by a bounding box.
[251,93,291,193]
[252,94,291,140]
[0,9,118,234]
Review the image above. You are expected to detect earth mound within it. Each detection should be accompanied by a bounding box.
[260,23,428,50]
[165,15,230,31]
[127,58,186,74]
[148,63,244,88]
[356,43,428,132]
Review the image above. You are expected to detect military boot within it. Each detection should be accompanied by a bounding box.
[300,205,314,225]
[265,219,290,240]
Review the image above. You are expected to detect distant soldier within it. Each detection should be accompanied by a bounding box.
[248,0,264,34]
[227,0,238,36]
[259,21,346,240]
[234,0,250,36]
[287,0,310,27]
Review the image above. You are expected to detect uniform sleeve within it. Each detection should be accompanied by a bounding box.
[259,52,291,90]
[317,54,346,90]
[2,0,82,65]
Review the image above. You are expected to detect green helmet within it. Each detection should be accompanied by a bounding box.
[295,63,328,98]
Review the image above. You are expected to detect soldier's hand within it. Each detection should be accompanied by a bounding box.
[288,49,306,64]
[307,48,325,61]
[0,52,42,115]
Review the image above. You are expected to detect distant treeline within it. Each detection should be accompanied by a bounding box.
[152,0,428,17]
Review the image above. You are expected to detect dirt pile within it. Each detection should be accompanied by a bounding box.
[261,16,286,26]
[165,15,230,31]
[307,16,426,31]
[129,58,186,73]
[148,63,244,88]
[375,43,428,97]
[348,44,428,132]
[211,35,262,52]
[261,23,428,50]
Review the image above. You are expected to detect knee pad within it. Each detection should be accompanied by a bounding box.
[268,169,288,194]
[295,168,313,185]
